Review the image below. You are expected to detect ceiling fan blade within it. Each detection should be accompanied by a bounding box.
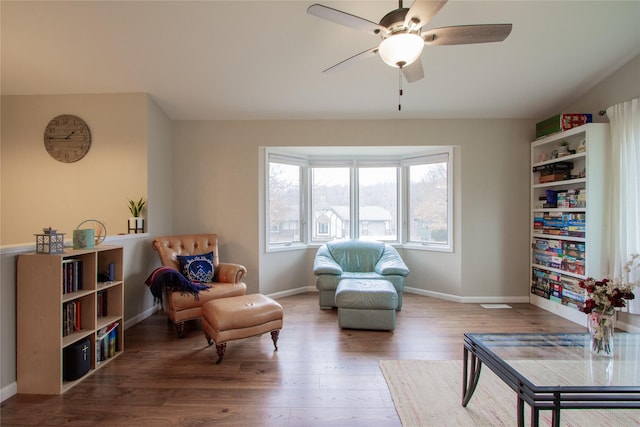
[323,47,379,74]
[404,0,448,30]
[307,4,388,36]
[422,24,513,45]
[402,60,424,83]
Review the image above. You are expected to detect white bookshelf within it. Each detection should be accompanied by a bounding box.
[529,123,609,324]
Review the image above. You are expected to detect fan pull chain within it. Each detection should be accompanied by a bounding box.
[398,67,403,111]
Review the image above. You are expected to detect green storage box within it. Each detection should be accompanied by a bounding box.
[536,113,592,139]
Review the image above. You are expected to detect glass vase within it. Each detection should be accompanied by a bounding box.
[587,309,615,357]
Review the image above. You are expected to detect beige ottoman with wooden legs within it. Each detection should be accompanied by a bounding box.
[201,294,284,364]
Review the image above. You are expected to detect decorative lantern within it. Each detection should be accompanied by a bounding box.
[35,227,65,254]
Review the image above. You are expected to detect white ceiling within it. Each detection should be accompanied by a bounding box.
[2,1,640,121]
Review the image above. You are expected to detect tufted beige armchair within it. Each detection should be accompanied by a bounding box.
[151,234,247,337]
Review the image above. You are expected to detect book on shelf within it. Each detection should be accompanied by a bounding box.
[560,188,586,209]
[550,282,563,303]
[531,265,588,304]
[532,161,574,173]
[532,238,563,253]
[108,328,116,358]
[549,275,563,303]
[531,268,550,298]
[96,321,119,363]
[62,259,83,294]
[531,286,550,299]
[97,290,108,318]
[532,252,562,269]
[539,189,586,209]
[62,301,81,337]
[562,256,585,275]
[533,212,586,237]
[560,275,582,292]
[562,288,586,308]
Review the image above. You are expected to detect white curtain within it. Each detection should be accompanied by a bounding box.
[606,98,640,314]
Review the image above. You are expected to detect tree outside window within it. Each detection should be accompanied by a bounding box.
[408,161,448,245]
[268,162,301,244]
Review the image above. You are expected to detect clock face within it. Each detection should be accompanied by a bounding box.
[43,114,92,163]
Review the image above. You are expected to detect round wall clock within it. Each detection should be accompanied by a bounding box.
[43,114,92,163]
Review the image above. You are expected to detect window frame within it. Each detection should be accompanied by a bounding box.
[403,148,454,252]
[265,147,453,252]
[265,152,307,251]
[355,164,401,243]
[309,164,354,243]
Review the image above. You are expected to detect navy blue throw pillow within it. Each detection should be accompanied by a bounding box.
[176,252,215,283]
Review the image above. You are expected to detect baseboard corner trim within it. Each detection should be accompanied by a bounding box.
[1,382,17,403]
[267,286,316,300]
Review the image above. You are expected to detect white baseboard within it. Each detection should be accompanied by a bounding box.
[266,286,316,300]
[124,304,160,330]
[403,286,530,304]
[1,382,17,403]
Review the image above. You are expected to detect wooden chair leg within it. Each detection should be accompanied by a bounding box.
[215,343,226,364]
[271,330,280,351]
[204,333,213,346]
[174,321,186,338]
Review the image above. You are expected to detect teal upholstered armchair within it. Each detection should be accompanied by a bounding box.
[313,239,410,309]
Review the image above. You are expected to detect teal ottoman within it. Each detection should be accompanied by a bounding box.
[335,279,398,331]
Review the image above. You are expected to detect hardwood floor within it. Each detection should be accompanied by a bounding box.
[1,292,586,426]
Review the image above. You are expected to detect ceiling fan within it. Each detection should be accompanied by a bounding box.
[307,0,512,83]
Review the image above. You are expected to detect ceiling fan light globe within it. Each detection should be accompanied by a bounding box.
[378,33,424,68]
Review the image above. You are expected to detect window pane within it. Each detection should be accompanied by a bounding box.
[311,167,350,242]
[358,167,397,241]
[408,161,448,245]
[268,162,301,244]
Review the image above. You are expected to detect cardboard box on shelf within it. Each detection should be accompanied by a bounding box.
[563,257,586,275]
[539,172,569,183]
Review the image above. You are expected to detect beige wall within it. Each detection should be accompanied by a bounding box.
[1,93,148,245]
[122,96,176,322]
[146,96,174,237]
[0,93,173,399]
[172,119,534,299]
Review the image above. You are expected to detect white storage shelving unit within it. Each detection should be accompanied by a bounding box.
[529,123,609,325]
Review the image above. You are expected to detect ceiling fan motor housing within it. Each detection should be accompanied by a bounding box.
[379,8,411,35]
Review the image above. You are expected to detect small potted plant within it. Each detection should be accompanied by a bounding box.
[128,197,146,233]
[557,140,574,157]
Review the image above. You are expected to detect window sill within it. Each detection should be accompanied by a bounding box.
[403,242,453,253]
[266,243,308,253]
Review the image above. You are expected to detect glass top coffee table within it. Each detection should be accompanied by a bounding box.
[462,333,640,427]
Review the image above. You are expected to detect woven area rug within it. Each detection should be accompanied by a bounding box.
[380,359,639,426]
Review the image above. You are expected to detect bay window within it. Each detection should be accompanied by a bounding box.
[266,147,452,251]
